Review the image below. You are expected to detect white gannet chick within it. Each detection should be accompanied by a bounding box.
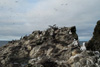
[69,30,72,34]
[73,39,78,46]
[80,42,86,51]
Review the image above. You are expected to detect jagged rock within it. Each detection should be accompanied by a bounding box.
[86,20,100,51]
[0,25,100,67]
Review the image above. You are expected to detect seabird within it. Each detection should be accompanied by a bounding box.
[73,39,78,46]
[80,42,86,51]
[69,30,72,34]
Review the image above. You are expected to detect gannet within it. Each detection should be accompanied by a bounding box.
[80,42,86,51]
[73,39,78,46]
[69,30,72,34]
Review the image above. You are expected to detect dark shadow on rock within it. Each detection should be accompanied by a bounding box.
[86,20,100,51]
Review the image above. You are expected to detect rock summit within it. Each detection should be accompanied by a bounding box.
[0,23,100,67]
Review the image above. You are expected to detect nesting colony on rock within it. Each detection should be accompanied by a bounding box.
[0,23,100,67]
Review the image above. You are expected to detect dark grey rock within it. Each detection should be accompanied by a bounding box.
[0,25,100,67]
[86,20,100,51]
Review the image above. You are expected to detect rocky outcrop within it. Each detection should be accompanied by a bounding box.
[86,20,100,51]
[0,25,100,67]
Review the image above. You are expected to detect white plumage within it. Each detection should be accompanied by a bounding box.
[80,42,86,51]
[73,39,78,46]
[69,30,72,34]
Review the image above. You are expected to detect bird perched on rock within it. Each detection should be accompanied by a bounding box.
[80,42,86,51]
[72,39,79,46]
[69,30,72,34]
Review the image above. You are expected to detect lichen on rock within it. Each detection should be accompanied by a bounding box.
[0,24,100,67]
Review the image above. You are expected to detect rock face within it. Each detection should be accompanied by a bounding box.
[86,20,100,51]
[0,25,100,67]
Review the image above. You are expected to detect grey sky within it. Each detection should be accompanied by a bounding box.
[0,0,100,41]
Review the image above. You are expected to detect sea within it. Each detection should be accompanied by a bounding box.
[0,41,8,47]
[0,41,87,47]
[79,41,87,45]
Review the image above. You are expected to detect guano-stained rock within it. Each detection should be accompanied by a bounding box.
[0,25,100,67]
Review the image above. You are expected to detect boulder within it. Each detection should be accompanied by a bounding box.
[0,25,100,67]
[86,20,100,51]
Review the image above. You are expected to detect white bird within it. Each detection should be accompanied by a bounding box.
[73,39,78,46]
[69,30,72,34]
[80,42,86,51]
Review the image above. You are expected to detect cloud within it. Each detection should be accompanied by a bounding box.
[0,0,100,41]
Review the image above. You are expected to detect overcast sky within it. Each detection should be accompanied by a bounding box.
[0,0,100,41]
